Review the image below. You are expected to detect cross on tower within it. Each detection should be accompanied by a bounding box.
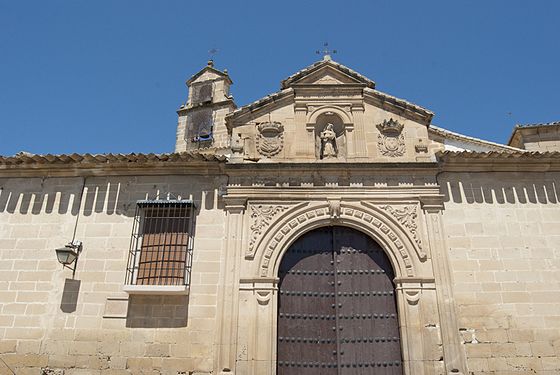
[207,48,219,67]
[316,42,337,61]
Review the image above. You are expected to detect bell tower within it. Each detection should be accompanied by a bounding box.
[175,60,236,152]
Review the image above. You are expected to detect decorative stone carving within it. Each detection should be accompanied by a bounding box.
[405,290,421,305]
[231,133,244,154]
[256,122,284,157]
[247,204,289,258]
[255,290,272,306]
[415,140,428,153]
[327,199,341,220]
[258,204,416,278]
[320,123,338,158]
[381,205,423,254]
[377,118,405,157]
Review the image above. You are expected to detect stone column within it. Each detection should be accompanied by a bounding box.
[215,197,246,375]
[420,195,467,375]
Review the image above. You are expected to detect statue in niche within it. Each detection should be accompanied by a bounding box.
[320,123,338,159]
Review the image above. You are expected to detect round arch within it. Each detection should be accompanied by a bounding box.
[307,105,353,125]
[255,203,421,280]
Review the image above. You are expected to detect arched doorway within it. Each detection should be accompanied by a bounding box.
[277,226,402,374]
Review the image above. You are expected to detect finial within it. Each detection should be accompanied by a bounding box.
[316,42,337,61]
[207,60,214,67]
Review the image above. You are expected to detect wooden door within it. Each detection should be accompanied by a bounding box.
[277,226,402,375]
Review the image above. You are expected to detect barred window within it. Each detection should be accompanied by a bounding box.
[126,200,194,288]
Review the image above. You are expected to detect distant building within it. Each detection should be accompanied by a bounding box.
[1,56,559,375]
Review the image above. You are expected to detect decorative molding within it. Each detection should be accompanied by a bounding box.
[258,204,416,279]
[247,204,289,258]
[224,197,247,214]
[404,290,421,305]
[419,195,445,213]
[381,205,423,253]
[377,118,406,157]
[255,290,272,306]
[256,122,284,157]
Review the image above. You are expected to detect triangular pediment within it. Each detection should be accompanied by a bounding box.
[281,59,375,89]
[186,63,232,85]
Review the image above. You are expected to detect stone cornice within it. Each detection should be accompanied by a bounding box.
[225,186,441,201]
[363,88,433,125]
[177,99,236,115]
[437,151,560,172]
[225,161,439,174]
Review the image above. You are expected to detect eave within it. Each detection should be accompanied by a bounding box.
[0,152,226,178]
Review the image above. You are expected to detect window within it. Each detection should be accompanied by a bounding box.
[124,199,194,294]
[188,107,214,143]
[191,82,213,104]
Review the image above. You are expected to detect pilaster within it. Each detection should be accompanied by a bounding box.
[351,104,367,158]
[294,105,309,158]
[215,196,247,374]
[420,195,467,375]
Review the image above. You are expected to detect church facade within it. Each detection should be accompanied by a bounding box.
[1,57,559,375]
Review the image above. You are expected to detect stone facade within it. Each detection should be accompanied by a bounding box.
[0,57,559,374]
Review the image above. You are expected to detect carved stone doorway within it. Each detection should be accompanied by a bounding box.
[277,226,403,374]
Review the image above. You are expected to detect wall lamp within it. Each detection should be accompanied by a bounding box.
[55,240,82,279]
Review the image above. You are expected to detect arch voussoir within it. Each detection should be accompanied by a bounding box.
[254,202,421,280]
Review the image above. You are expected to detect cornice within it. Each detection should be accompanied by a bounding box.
[436,151,560,172]
[225,161,439,173]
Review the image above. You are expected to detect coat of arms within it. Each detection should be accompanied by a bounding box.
[256,122,284,157]
[377,118,405,157]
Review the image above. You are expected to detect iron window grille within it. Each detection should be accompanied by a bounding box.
[126,199,195,287]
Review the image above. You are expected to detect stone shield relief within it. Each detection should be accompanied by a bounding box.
[256,122,284,157]
[377,118,405,157]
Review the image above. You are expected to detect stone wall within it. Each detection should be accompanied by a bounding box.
[0,175,227,374]
[441,172,560,374]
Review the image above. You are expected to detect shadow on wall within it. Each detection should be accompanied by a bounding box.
[0,177,221,217]
[441,173,560,205]
[60,278,81,313]
[126,295,189,328]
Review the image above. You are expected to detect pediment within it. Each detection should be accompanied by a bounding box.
[292,65,363,86]
[186,65,232,85]
[281,59,375,89]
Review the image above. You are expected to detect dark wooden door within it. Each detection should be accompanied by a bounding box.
[277,226,402,375]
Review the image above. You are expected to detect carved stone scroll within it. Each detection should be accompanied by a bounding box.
[381,205,425,257]
[247,204,289,258]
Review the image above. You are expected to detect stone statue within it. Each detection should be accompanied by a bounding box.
[320,123,338,159]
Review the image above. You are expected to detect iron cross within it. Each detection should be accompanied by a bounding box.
[208,48,219,60]
[316,42,337,60]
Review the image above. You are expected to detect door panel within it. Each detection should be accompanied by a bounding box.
[277,226,403,375]
[335,227,402,374]
[277,227,337,374]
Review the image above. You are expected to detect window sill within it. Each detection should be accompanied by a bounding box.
[123,285,189,295]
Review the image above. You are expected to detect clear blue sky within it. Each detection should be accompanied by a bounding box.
[1,1,559,155]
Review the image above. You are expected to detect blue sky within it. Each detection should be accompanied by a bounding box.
[1,1,559,155]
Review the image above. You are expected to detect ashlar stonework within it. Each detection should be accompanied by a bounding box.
[1,56,559,375]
